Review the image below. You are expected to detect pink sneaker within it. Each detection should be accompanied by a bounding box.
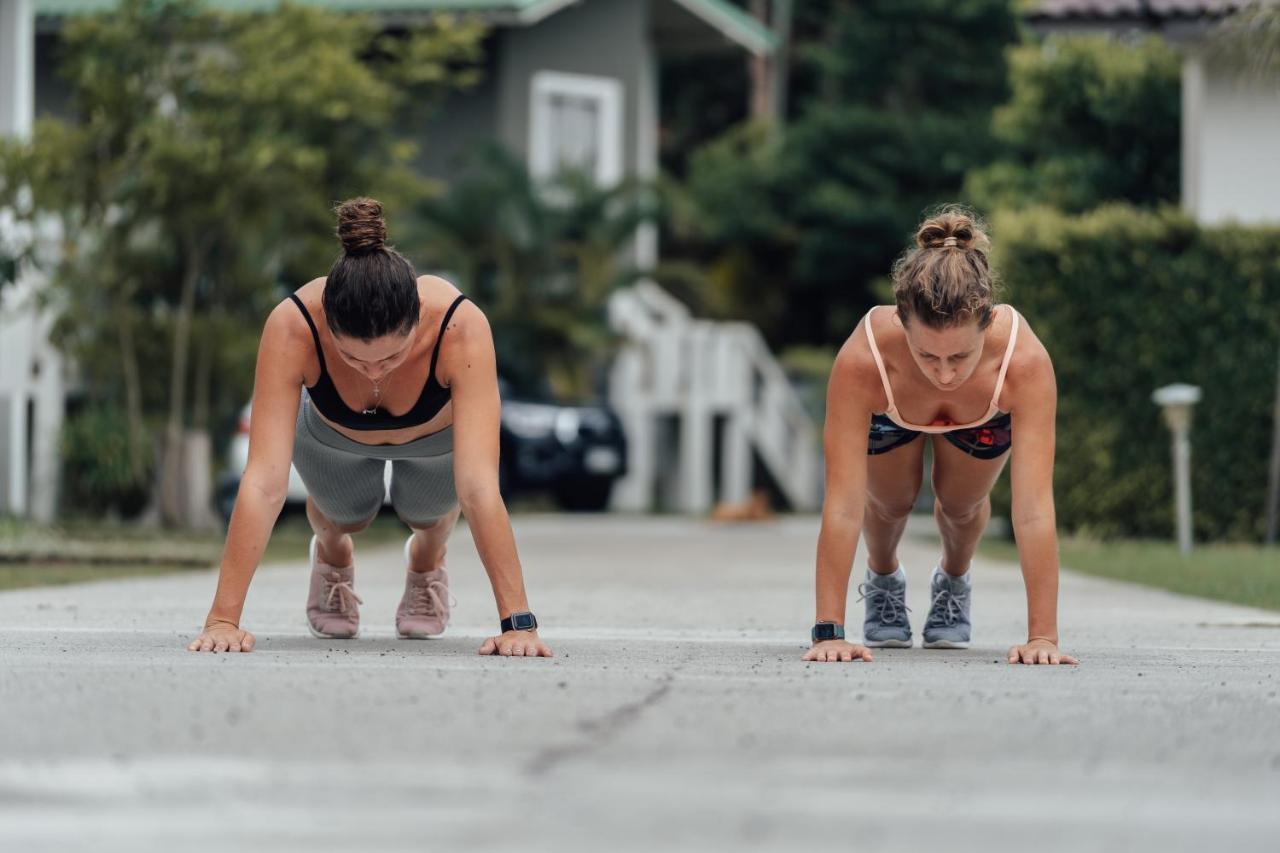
[306,535,362,639]
[396,536,451,639]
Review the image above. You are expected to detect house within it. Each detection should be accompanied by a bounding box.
[1,0,820,517]
[1028,0,1280,225]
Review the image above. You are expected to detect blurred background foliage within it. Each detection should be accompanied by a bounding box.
[990,206,1280,541]
[1,0,1276,540]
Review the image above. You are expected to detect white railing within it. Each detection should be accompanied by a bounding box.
[608,281,820,513]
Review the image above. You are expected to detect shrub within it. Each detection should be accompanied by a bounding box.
[992,205,1280,541]
[61,407,153,519]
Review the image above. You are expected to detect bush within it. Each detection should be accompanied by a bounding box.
[965,36,1181,214]
[991,205,1280,541]
[61,407,153,519]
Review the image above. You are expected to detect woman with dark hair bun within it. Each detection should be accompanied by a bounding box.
[805,207,1077,666]
[189,198,550,657]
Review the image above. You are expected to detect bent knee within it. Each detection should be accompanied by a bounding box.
[331,515,376,534]
[866,493,917,522]
[934,495,989,525]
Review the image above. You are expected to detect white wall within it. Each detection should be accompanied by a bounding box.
[1183,52,1280,225]
[1,0,63,521]
[0,0,34,139]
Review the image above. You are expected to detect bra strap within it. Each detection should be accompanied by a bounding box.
[863,306,897,414]
[288,293,328,373]
[990,306,1020,409]
[428,294,470,385]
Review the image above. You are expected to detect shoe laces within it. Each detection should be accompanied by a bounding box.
[928,582,969,627]
[856,582,910,625]
[322,571,362,614]
[406,575,454,617]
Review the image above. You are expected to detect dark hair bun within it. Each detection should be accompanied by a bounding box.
[915,208,987,253]
[335,197,388,255]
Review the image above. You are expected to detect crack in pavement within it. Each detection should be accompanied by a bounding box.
[525,674,675,777]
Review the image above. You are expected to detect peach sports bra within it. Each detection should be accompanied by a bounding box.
[863,305,1019,434]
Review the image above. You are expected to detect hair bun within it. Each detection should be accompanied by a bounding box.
[335,197,388,255]
[915,208,986,252]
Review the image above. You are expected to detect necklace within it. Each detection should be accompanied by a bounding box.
[361,376,383,416]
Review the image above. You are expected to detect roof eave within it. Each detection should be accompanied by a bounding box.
[668,0,778,57]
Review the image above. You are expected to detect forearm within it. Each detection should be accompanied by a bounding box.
[460,487,530,619]
[1013,515,1061,642]
[814,508,862,624]
[206,482,284,626]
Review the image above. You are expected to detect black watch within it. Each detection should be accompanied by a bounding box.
[811,621,845,643]
[501,611,538,633]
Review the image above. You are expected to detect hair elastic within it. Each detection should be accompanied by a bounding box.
[942,236,958,248]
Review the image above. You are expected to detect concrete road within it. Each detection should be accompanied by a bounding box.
[2,515,1278,852]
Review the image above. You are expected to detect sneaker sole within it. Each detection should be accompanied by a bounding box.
[864,638,913,649]
[396,629,444,640]
[921,639,969,650]
[308,623,359,640]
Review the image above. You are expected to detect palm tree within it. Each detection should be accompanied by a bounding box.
[414,144,657,399]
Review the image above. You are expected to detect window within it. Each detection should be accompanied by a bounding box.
[529,71,623,188]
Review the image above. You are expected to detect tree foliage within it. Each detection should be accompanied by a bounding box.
[667,0,1020,348]
[0,0,483,522]
[992,205,1280,541]
[413,145,658,400]
[964,35,1182,214]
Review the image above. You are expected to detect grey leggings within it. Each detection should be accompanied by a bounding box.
[292,398,457,526]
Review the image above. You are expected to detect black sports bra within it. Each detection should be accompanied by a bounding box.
[288,292,469,431]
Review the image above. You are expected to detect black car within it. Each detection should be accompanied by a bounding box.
[498,378,628,512]
[216,378,627,524]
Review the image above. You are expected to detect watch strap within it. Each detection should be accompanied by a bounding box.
[501,611,538,632]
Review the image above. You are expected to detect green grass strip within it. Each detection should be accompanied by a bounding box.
[980,537,1280,612]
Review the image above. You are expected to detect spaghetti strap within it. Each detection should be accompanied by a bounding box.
[288,293,327,373]
[863,306,897,414]
[428,294,469,385]
[989,305,1020,409]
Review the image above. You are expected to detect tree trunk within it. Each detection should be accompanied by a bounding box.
[159,244,202,528]
[748,0,772,121]
[192,315,212,432]
[771,0,794,128]
[116,300,148,483]
[1265,345,1280,544]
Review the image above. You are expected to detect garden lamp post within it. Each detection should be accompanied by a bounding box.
[1152,383,1201,556]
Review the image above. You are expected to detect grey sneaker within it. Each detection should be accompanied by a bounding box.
[857,567,912,648]
[922,567,972,649]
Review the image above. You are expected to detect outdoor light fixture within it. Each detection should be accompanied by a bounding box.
[1152,383,1202,555]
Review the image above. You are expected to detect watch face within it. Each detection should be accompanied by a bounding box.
[511,612,536,631]
[812,623,842,642]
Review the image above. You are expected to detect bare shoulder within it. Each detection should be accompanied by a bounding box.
[258,283,325,376]
[419,273,460,297]
[819,315,890,417]
[1003,308,1055,399]
[421,276,489,344]
[834,313,885,389]
[262,284,318,346]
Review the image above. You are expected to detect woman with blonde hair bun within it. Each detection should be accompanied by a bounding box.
[805,207,1077,666]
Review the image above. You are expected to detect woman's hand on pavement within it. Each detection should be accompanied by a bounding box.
[188,620,256,653]
[1007,637,1078,665]
[803,639,873,663]
[479,629,553,658]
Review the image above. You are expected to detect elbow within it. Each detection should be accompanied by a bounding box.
[822,494,865,525]
[1012,507,1056,533]
[456,477,503,516]
[239,468,289,511]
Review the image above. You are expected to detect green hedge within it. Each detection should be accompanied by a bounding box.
[61,407,152,519]
[991,205,1280,541]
